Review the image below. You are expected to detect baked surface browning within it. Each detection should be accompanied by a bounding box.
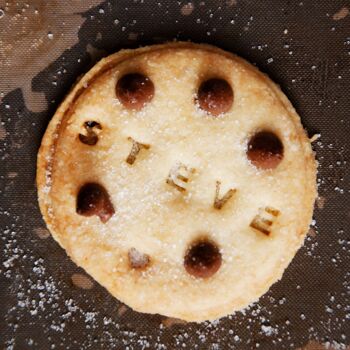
[37,42,317,322]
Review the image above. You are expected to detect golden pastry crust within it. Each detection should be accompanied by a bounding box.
[37,42,317,322]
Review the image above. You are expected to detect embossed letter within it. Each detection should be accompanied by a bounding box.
[126,137,150,165]
[214,181,236,209]
[166,163,195,192]
[79,121,102,146]
[250,206,280,235]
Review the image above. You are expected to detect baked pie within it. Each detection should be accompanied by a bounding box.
[37,42,317,322]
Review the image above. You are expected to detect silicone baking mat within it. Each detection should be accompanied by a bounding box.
[0,0,349,349]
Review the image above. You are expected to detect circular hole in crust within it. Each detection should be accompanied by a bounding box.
[76,183,115,223]
[184,239,222,279]
[128,248,150,269]
[247,131,284,170]
[197,78,233,116]
[116,73,154,110]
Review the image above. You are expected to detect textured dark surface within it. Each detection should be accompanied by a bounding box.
[0,1,349,349]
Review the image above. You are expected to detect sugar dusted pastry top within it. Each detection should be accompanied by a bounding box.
[37,42,317,322]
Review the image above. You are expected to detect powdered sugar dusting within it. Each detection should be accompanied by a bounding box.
[1,1,349,347]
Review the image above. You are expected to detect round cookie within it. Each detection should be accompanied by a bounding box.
[37,42,317,322]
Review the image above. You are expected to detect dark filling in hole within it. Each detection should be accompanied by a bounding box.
[78,121,102,146]
[184,239,222,278]
[76,183,115,223]
[116,73,154,110]
[247,131,284,170]
[197,78,233,116]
